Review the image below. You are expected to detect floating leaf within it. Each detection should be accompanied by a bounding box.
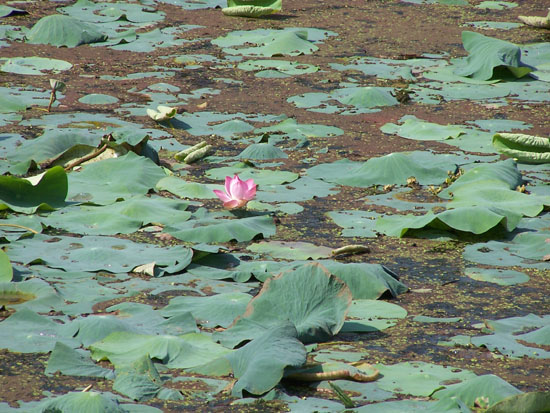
[0,166,67,214]
[433,374,522,408]
[26,14,107,47]
[90,331,231,369]
[40,391,126,413]
[216,263,352,347]
[0,278,63,312]
[1,56,73,75]
[45,341,115,379]
[247,241,332,260]
[307,151,457,187]
[167,214,275,243]
[226,322,306,397]
[237,143,287,159]
[161,292,252,328]
[486,391,550,412]
[375,361,476,397]
[453,31,531,80]
[381,116,465,141]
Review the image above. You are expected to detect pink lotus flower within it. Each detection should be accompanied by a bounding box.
[213,175,257,209]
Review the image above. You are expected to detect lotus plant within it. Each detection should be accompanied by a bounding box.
[213,175,257,209]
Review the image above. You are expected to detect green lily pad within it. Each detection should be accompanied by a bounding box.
[26,14,107,47]
[376,206,522,237]
[342,299,407,333]
[0,167,68,214]
[161,292,252,328]
[433,374,522,408]
[487,392,550,413]
[42,195,191,235]
[67,152,166,205]
[0,278,64,312]
[1,56,73,75]
[60,0,166,23]
[381,116,466,141]
[238,59,318,77]
[238,143,287,159]
[7,234,193,275]
[216,263,352,347]
[166,214,276,243]
[45,341,115,379]
[375,361,476,397]
[79,93,119,104]
[0,308,78,352]
[475,1,517,9]
[226,322,306,397]
[453,31,531,80]
[307,152,457,187]
[40,391,127,413]
[90,331,231,369]
[247,241,333,260]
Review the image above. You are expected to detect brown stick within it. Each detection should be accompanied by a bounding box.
[64,144,108,171]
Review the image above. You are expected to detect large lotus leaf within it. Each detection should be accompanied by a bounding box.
[254,118,343,140]
[7,234,193,275]
[161,292,252,328]
[219,30,317,57]
[0,250,12,282]
[60,0,165,23]
[471,332,550,359]
[375,361,477,397]
[0,278,64,312]
[493,133,550,164]
[448,184,549,217]
[487,392,550,413]
[307,152,456,187]
[0,56,73,75]
[0,166,68,213]
[0,93,27,113]
[113,355,164,402]
[465,267,529,286]
[26,14,107,47]
[226,322,306,397]
[453,31,531,80]
[205,163,298,185]
[341,299,407,333]
[45,341,115,379]
[247,241,333,260]
[257,176,339,202]
[381,116,466,141]
[238,143,287,159]
[39,391,126,413]
[333,87,398,109]
[90,331,231,369]
[327,210,380,238]
[156,176,220,199]
[238,59,318,78]
[0,308,78,352]
[42,196,191,235]
[8,129,98,166]
[67,152,166,205]
[439,159,522,199]
[317,261,408,299]
[216,263,352,347]
[433,374,522,407]
[376,206,522,237]
[166,214,275,243]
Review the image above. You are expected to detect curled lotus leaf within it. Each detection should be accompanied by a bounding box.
[518,10,550,28]
[493,133,550,164]
[223,0,281,17]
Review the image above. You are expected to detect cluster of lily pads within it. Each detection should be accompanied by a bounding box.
[1,0,550,412]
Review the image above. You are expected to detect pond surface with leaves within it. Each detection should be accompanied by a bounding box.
[1,0,550,412]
